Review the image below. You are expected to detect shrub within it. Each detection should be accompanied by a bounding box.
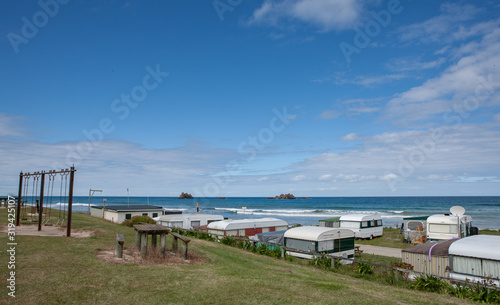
[122,215,156,227]
[355,263,374,275]
[411,275,448,293]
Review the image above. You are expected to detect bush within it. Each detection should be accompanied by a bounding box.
[122,215,156,227]
[411,275,448,293]
[355,263,374,275]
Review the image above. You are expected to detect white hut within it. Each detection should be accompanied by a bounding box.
[448,235,500,286]
[207,218,288,237]
[155,214,224,230]
[284,226,355,260]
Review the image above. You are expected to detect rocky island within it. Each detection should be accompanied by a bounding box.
[178,192,194,199]
[266,193,296,199]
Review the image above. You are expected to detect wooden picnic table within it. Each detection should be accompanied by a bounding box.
[133,224,170,258]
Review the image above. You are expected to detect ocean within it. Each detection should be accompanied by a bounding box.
[61,196,500,229]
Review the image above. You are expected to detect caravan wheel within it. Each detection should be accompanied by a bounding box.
[369,235,373,240]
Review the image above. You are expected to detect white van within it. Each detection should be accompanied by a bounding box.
[339,214,383,239]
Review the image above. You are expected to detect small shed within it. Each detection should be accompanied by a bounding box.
[155,214,224,230]
[207,218,288,237]
[90,205,163,224]
[319,217,340,228]
[284,226,355,259]
[448,235,500,285]
[401,239,457,277]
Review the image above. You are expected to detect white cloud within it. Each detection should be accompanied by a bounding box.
[291,174,307,181]
[248,0,362,31]
[0,113,26,137]
[341,133,362,141]
[317,109,341,120]
[318,174,332,181]
[257,176,269,182]
[385,25,500,125]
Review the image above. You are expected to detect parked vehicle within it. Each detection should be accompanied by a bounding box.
[339,214,383,239]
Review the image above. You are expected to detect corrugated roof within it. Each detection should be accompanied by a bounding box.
[91,205,163,212]
[402,239,458,256]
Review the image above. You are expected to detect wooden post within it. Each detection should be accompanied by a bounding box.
[116,233,125,259]
[281,247,285,259]
[66,167,75,237]
[38,172,45,232]
[151,234,157,248]
[135,231,141,252]
[331,257,336,270]
[182,241,188,259]
[172,235,178,253]
[16,172,23,226]
[140,232,148,258]
[159,233,166,259]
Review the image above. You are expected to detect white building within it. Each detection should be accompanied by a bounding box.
[155,214,224,230]
[90,205,163,224]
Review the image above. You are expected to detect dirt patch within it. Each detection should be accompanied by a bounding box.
[0,224,94,238]
[95,246,207,265]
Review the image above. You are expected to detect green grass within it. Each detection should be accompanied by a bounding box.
[355,228,413,249]
[0,209,474,305]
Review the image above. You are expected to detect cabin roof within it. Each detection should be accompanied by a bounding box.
[91,205,163,212]
[207,218,288,230]
[157,214,224,222]
[284,226,354,241]
[449,235,500,260]
[339,214,382,222]
[402,239,457,256]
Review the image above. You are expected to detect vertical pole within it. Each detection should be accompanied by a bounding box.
[182,242,188,260]
[172,235,178,253]
[151,234,157,248]
[38,172,45,231]
[141,232,148,258]
[16,172,23,226]
[135,231,141,251]
[159,233,166,259]
[66,167,75,237]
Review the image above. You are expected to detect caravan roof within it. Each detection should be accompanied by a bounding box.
[427,214,472,225]
[448,235,500,261]
[207,218,288,231]
[284,226,354,241]
[157,214,223,222]
[339,214,382,222]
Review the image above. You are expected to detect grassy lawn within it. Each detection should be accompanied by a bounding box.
[0,209,474,305]
[355,228,413,249]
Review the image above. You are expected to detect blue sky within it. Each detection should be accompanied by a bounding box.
[1,0,500,197]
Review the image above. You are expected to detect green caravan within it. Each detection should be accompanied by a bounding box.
[284,226,355,260]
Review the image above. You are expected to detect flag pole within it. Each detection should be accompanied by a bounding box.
[127,188,130,207]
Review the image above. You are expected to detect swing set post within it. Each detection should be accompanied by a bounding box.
[38,172,45,231]
[66,166,76,237]
[16,172,23,226]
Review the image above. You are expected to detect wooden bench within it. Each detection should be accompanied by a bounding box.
[171,232,191,260]
[354,245,363,257]
[116,233,125,258]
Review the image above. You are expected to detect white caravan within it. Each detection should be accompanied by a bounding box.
[426,206,473,242]
[339,214,383,239]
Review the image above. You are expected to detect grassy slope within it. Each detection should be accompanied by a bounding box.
[0,210,473,305]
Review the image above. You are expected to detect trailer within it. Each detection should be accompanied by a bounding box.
[284,226,355,260]
[339,214,383,239]
[426,206,473,242]
[402,216,429,243]
[448,235,500,286]
[207,218,288,237]
[155,214,224,230]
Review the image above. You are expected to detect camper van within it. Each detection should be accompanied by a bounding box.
[448,235,500,286]
[426,206,473,242]
[155,214,224,230]
[284,226,355,260]
[207,218,288,237]
[339,214,383,239]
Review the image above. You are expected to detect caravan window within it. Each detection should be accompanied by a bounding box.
[286,238,315,252]
[191,221,201,227]
[452,256,483,277]
[341,221,360,229]
[376,220,383,226]
[429,224,457,234]
[318,240,334,252]
[361,221,369,228]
